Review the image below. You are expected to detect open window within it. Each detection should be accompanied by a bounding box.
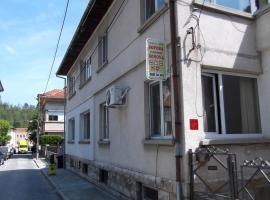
[149,79,172,138]
[202,72,261,136]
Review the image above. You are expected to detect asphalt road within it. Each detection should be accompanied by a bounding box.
[0,153,61,200]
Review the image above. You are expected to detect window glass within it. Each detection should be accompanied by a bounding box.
[223,75,260,134]
[68,118,75,141]
[157,0,166,9]
[202,75,218,133]
[49,115,58,121]
[206,0,251,12]
[100,103,109,140]
[163,78,172,136]
[99,35,108,67]
[150,82,161,136]
[145,0,155,20]
[83,112,90,139]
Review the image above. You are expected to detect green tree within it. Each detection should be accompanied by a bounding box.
[0,120,11,145]
[27,112,38,143]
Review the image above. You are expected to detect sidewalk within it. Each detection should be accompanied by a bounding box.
[33,158,118,200]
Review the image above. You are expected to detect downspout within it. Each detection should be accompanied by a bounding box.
[169,0,183,200]
[56,75,67,169]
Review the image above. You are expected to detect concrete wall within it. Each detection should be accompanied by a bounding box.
[65,0,175,181]
[176,0,270,197]
[65,97,94,161]
[256,8,270,135]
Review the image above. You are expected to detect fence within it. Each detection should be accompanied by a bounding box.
[189,146,270,200]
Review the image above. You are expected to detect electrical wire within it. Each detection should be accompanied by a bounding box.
[43,0,70,94]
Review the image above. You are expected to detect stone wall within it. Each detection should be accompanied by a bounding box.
[65,154,177,200]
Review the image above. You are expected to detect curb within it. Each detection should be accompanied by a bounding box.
[40,169,68,200]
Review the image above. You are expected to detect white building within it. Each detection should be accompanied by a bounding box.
[57,0,270,199]
[38,89,65,136]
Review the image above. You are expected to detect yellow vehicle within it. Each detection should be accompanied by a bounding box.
[18,140,28,154]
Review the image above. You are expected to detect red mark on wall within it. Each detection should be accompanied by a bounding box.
[190,119,199,130]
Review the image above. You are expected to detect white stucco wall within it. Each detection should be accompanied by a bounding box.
[65,0,176,180]
[65,97,94,161]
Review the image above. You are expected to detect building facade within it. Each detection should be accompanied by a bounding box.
[38,89,64,136]
[57,0,270,199]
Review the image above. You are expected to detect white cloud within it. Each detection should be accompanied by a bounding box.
[4,45,16,55]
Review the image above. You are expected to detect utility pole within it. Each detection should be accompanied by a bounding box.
[36,94,41,160]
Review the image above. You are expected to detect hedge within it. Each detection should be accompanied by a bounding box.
[40,135,64,145]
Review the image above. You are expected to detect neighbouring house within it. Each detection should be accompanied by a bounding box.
[56,0,270,199]
[8,128,17,149]
[37,89,64,136]
[13,128,28,147]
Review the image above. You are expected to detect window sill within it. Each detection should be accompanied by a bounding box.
[137,4,169,34]
[201,137,270,146]
[98,139,110,145]
[143,138,174,146]
[193,0,254,20]
[67,141,75,144]
[96,60,108,74]
[79,77,92,90]
[78,140,91,144]
[68,91,76,100]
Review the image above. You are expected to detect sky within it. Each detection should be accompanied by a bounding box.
[0,0,89,106]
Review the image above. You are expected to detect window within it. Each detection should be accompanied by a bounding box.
[100,103,109,140]
[68,75,75,96]
[80,111,90,140]
[149,79,172,137]
[143,0,167,21]
[82,163,88,174]
[206,0,252,13]
[142,185,158,200]
[80,57,91,86]
[49,115,58,121]
[99,169,108,184]
[202,72,261,135]
[98,34,108,68]
[68,118,75,141]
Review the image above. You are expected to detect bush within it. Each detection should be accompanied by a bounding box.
[40,135,64,145]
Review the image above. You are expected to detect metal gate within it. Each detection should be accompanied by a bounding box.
[239,157,270,200]
[188,146,238,200]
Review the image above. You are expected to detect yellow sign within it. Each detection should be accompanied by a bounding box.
[146,38,166,80]
[48,164,56,175]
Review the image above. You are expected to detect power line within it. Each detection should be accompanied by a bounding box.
[43,0,70,94]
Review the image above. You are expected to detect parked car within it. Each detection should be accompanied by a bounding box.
[0,152,5,165]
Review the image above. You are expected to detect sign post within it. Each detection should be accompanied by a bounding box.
[146,38,166,80]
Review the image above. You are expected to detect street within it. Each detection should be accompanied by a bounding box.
[0,154,60,200]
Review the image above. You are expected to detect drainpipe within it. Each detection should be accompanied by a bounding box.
[56,75,67,169]
[169,0,183,200]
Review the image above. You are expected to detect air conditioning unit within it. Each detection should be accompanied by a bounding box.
[106,85,124,107]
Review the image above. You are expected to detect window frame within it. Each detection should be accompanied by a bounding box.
[48,115,58,121]
[80,111,90,141]
[68,118,75,142]
[67,75,76,97]
[202,70,262,139]
[80,57,92,87]
[205,0,252,13]
[149,80,172,139]
[100,103,109,141]
[98,33,108,68]
[143,0,167,22]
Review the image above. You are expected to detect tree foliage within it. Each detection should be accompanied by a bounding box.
[0,102,36,128]
[40,135,64,145]
[0,120,11,145]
